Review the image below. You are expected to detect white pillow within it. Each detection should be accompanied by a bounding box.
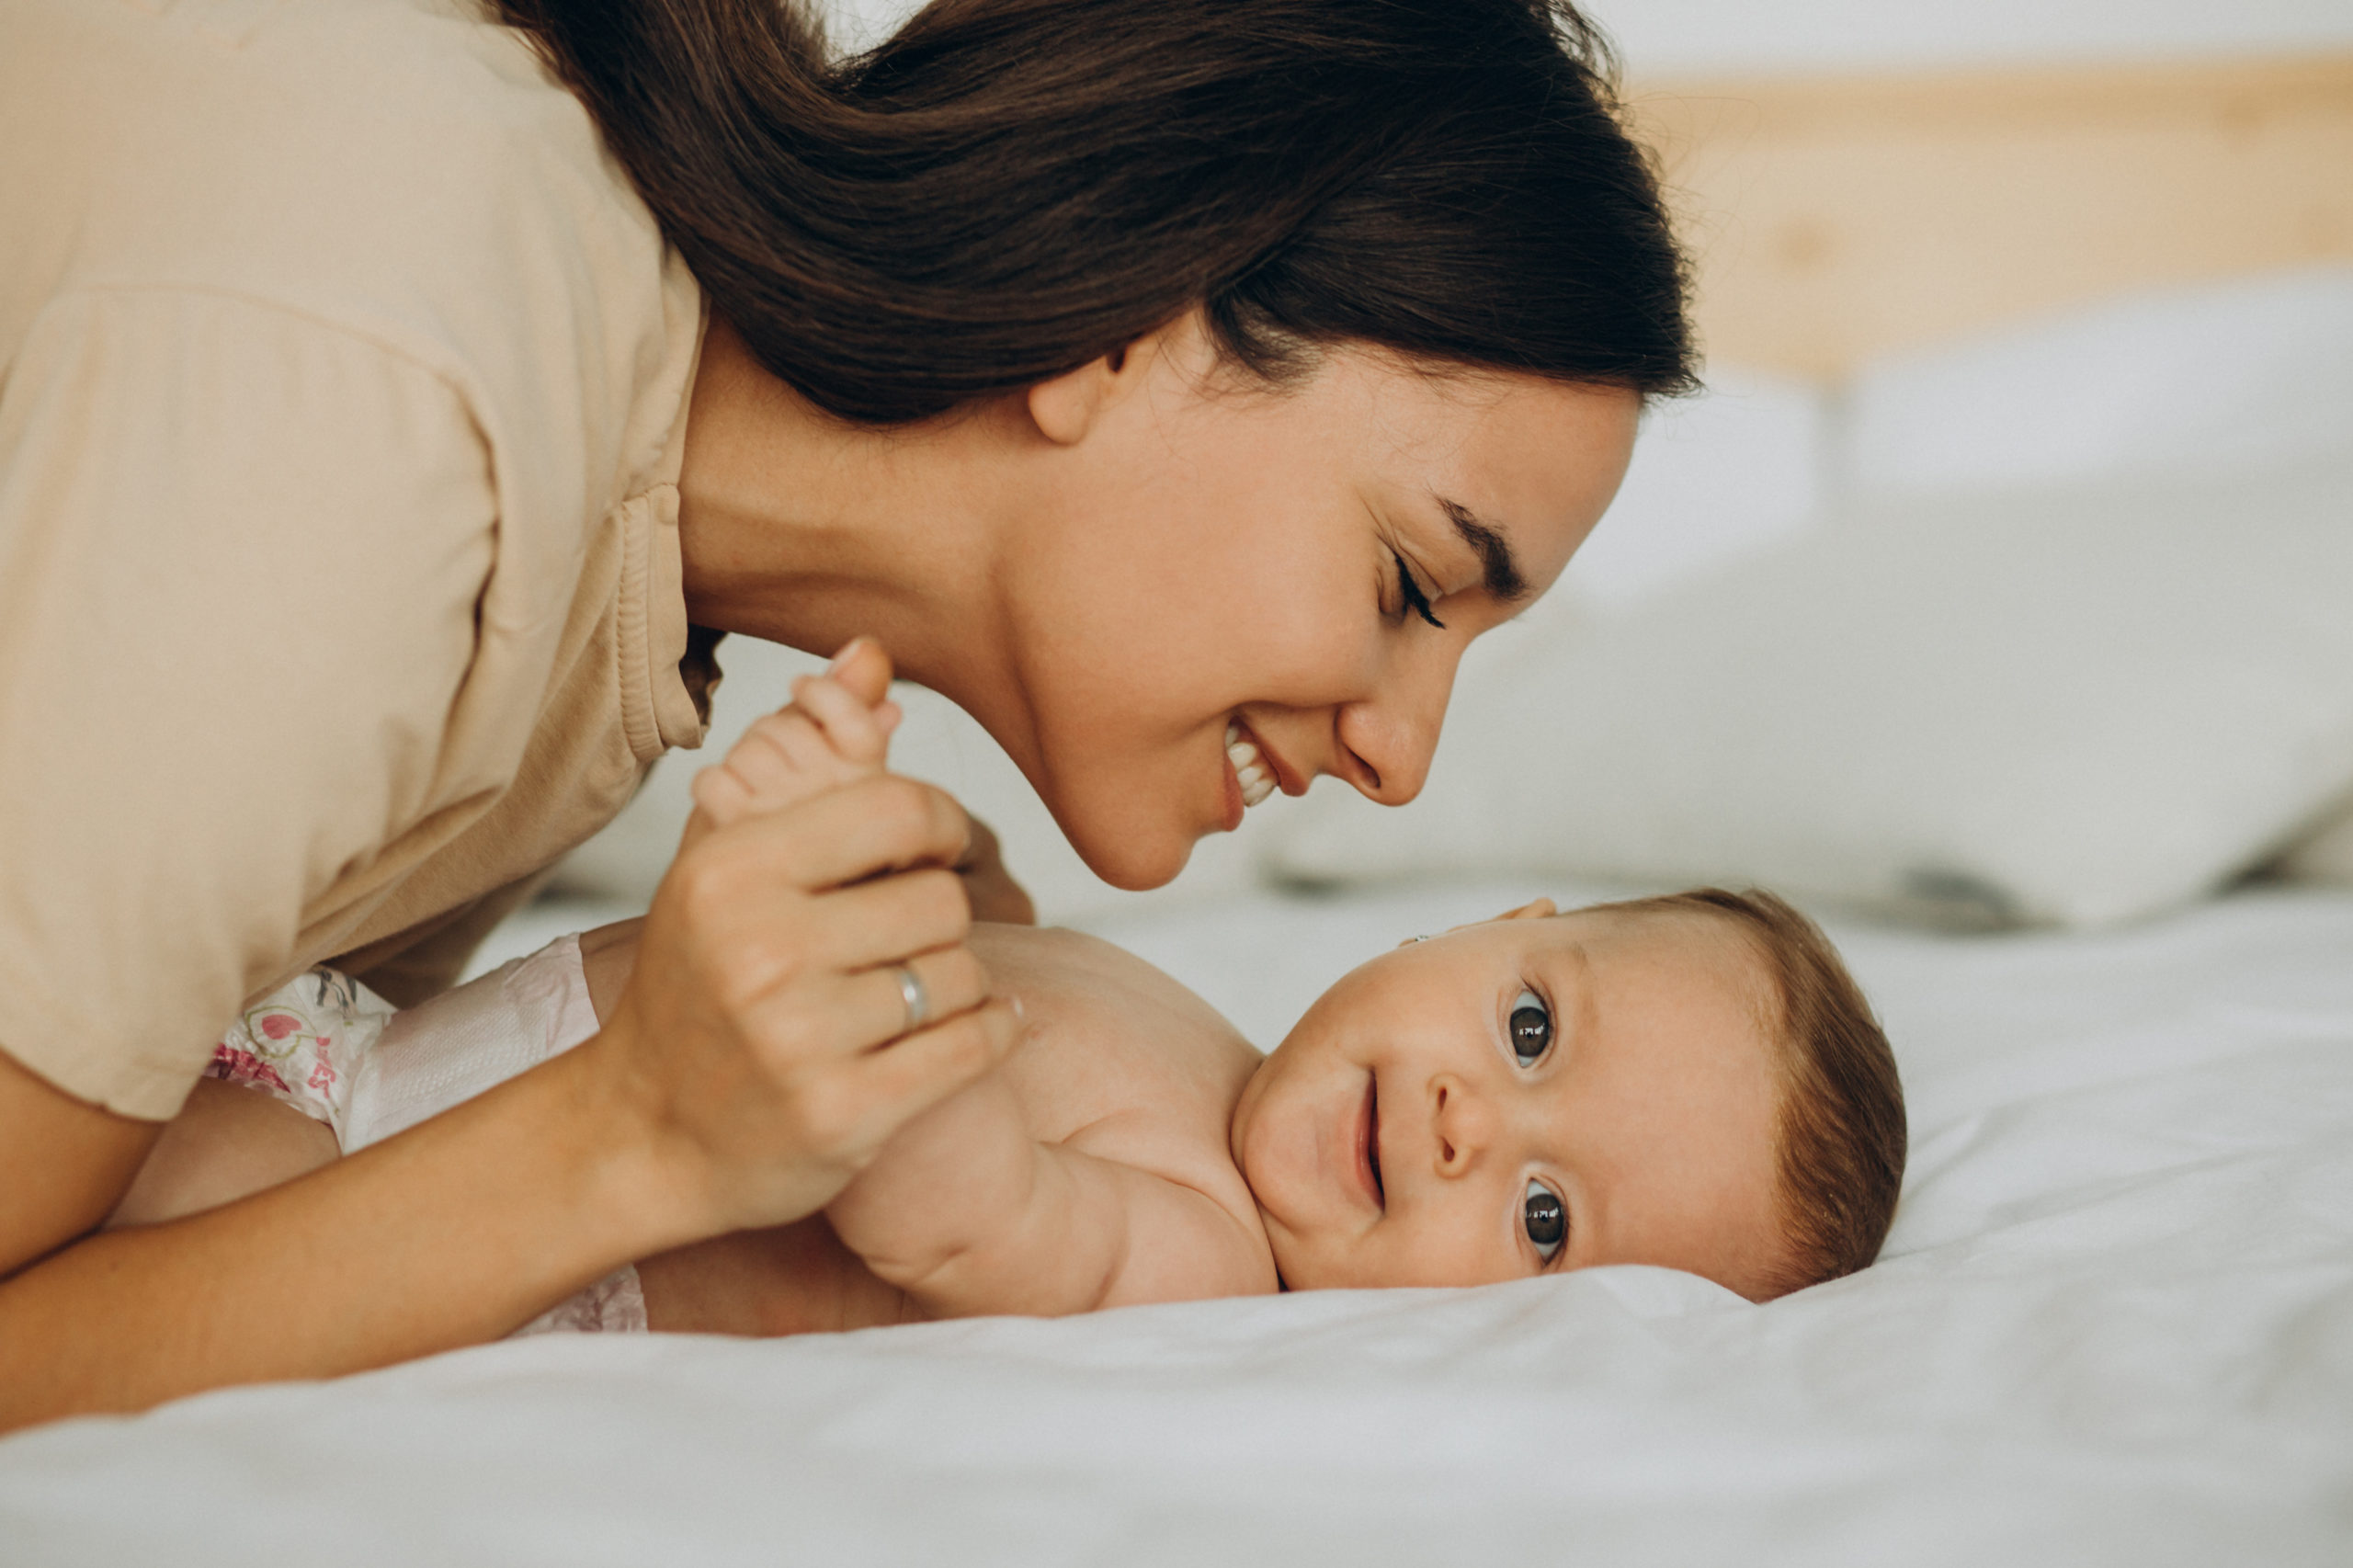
[2277,796,2353,885]
[1845,267,2353,504]
[1562,365,1826,608]
[1260,456,2353,928]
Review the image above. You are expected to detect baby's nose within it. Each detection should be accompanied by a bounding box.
[1430,1074,1495,1176]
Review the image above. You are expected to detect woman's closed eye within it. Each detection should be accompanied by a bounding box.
[1523,1178,1566,1262]
[1507,987,1552,1066]
[1392,551,1445,630]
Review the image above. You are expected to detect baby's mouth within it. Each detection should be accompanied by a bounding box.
[1358,1073,1385,1210]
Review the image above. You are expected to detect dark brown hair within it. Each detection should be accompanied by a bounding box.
[494,0,1696,424]
[1595,888,1907,1299]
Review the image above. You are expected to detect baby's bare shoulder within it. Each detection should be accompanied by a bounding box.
[968,924,1270,1259]
[969,924,1209,1006]
[968,925,1261,1108]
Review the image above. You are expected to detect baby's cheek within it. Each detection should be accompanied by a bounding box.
[1367,1216,1518,1290]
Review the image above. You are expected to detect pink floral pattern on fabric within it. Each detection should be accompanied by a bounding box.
[205,1047,291,1096]
[205,968,393,1141]
[205,939,649,1339]
[509,1267,649,1338]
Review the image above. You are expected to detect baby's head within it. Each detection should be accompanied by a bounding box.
[1230,890,1905,1301]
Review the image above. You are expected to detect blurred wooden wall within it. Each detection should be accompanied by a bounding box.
[1626,55,2353,377]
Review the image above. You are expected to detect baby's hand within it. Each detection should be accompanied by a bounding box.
[685,637,903,843]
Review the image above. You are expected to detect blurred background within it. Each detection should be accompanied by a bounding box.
[529,0,2353,949]
[833,0,2353,73]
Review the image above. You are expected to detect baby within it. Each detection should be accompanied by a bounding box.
[113,658,1907,1335]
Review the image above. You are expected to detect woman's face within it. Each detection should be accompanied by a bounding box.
[974,318,1640,890]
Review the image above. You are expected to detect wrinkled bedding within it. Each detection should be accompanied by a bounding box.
[5,880,2349,1565]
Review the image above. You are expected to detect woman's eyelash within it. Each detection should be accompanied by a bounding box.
[1392,551,1446,630]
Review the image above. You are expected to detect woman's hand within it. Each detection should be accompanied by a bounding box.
[0,769,1016,1432]
[592,771,1021,1238]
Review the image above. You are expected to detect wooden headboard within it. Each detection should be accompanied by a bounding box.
[1624,55,2353,379]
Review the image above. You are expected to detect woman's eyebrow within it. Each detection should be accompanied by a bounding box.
[1436,497,1529,603]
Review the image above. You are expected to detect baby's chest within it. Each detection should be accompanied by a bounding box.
[1002,1026,1259,1225]
[1002,1010,1233,1144]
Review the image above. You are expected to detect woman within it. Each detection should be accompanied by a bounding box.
[0,0,1690,1428]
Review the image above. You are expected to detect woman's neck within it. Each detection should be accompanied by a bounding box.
[674,319,1016,694]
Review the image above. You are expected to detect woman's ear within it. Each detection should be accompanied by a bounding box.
[1023,315,1186,445]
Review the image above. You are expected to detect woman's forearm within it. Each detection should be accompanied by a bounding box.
[0,775,1015,1433]
[0,1040,685,1432]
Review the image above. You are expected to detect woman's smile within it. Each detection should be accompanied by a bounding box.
[1224,720,1279,812]
[929,318,1638,892]
[1222,717,1300,830]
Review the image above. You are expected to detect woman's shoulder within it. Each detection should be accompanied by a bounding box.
[3,0,698,528]
[6,0,657,303]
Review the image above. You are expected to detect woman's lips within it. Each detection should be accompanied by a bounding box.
[1356,1072,1385,1210]
[1233,719,1305,799]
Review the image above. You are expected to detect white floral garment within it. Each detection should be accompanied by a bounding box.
[208,951,645,1336]
[204,967,392,1142]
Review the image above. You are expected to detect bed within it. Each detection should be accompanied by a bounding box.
[6,52,2353,1564]
[6,878,2353,1562]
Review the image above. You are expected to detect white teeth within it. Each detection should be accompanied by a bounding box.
[1224,720,1278,808]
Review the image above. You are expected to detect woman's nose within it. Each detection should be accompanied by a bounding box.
[1429,1073,1495,1177]
[1331,636,1465,806]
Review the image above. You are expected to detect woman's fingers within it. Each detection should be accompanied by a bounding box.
[850,997,1023,1128]
[667,776,971,925]
[605,755,1016,1234]
[747,1000,1020,1189]
[856,944,994,1047]
[733,942,993,1065]
[801,867,972,972]
[725,774,973,893]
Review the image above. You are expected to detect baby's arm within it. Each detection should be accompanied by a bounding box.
[826,1078,1268,1319]
[105,1080,339,1230]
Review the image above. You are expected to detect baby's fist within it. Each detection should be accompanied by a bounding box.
[686,637,902,838]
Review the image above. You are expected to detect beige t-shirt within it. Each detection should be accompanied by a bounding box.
[0,0,719,1118]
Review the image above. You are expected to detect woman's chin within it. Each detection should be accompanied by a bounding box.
[1062,815,1198,892]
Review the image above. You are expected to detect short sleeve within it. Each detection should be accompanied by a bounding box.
[0,289,497,1118]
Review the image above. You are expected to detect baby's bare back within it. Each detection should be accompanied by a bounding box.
[632,925,1275,1335]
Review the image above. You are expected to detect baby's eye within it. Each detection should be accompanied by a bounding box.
[1508,987,1552,1067]
[1523,1179,1566,1260]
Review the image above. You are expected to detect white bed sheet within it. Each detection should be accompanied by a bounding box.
[6,880,2351,1564]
